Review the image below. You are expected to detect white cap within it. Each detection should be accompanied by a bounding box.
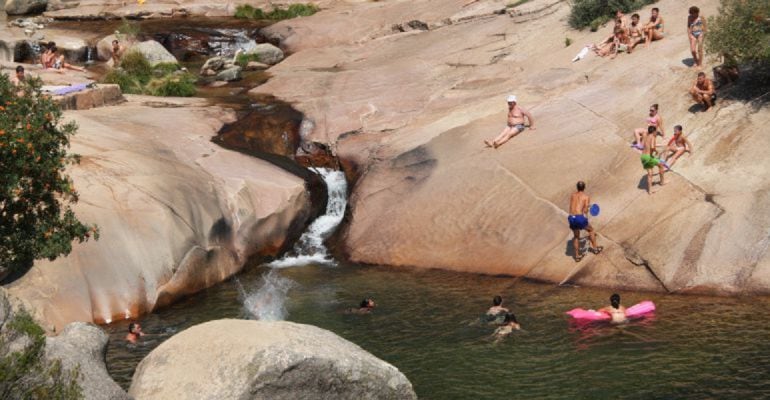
[506,95,517,103]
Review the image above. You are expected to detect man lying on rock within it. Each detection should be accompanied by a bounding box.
[484,95,535,149]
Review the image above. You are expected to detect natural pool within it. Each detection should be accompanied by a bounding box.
[105,262,770,399]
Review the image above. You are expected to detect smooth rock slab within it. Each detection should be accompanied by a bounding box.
[129,319,417,400]
[45,322,129,400]
[132,40,178,66]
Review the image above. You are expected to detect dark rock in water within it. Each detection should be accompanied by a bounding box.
[129,319,417,400]
[45,323,130,400]
[215,65,242,82]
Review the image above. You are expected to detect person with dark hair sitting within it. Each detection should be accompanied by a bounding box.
[42,42,85,72]
[690,72,716,111]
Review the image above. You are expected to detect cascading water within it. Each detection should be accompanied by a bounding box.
[269,168,348,268]
[241,168,348,320]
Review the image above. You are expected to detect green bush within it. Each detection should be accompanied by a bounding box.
[0,311,82,399]
[0,75,96,278]
[235,53,261,67]
[102,52,192,96]
[234,3,318,20]
[147,73,197,97]
[116,18,140,37]
[568,0,657,30]
[707,0,770,71]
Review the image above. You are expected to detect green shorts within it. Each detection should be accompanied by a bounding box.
[641,154,660,169]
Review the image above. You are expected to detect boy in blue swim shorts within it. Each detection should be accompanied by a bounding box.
[568,181,602,262]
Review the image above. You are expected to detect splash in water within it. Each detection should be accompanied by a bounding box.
[238,270,296,321]
[269,168,348,268]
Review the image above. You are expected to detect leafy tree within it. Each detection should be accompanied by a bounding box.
[707,0,770,70]
[0,74,97,280]
[568,0,657,30]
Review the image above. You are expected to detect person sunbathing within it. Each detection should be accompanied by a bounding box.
[627,13,645,53]
[663,125,693,167]
[43,44,85,73]
[632,103,665,146]
[643,7,665,47]
[593,16,627,54]
[484,95,535,148]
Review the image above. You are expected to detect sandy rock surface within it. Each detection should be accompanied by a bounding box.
[7,97,313,331]
[129,319,417,400]
[251,0,770,295]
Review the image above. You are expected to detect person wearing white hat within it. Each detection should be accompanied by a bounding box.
[484,95,535,148]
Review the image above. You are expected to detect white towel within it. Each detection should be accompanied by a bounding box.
[572,45,591,62]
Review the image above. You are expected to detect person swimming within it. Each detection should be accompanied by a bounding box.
[599,294,627,324]
[493,312,521,338]
[486,295,509,317]
[348,298,376,314]
[126,322,145,343]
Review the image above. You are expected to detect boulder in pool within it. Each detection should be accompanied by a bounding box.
[244,43,284,65]
[132,40,178,66]
[129,319,417,400]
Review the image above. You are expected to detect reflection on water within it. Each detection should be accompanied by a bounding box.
[105,264,770,399]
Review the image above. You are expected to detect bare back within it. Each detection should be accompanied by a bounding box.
[569,191,590,215]
[643,131,657,155]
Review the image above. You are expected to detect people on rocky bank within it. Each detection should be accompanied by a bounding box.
[687,6,707,68]
[690,72,716,111]
[663,125,694,168]
[641,126,668,195]
[484,95,535,148]
[42,42,86,72]
[568,181,602,262]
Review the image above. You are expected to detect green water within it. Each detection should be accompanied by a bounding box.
[105,263,770,399]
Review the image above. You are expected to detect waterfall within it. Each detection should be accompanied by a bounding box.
[240,168,347,321]
[268,168,348,268]
[85,46,95,65]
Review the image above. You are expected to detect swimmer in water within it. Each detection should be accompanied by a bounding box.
[348,298,376,314]
[126,322,145,343]
[486,295,509,317]
[493,313,521,338]
[599,294,627,324]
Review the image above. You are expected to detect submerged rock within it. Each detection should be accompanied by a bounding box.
[129,319,417,400]
[215,65,242,82]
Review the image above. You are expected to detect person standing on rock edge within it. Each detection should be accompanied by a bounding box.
[568,181,602,262]
[484,95,535,149]
[641,125,667,195]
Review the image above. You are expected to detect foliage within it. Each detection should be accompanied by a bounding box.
[146,74,197,97]
[235,52,261,67]
[565,37,573,47]
[568,0,657,30]
[0,311,82,399]
[234,3,318,20]
[707,0,770,71]
[102,52,194,96]
[115,18,141,38]
[0,75,96,279]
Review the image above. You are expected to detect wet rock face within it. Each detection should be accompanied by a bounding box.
[147,27,264,62]
[214,98,304,159]
[129,319,417,400]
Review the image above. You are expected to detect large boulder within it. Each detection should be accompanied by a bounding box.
[7,98,315,331]
[129,319,417,400]
[215,65,242,82]
[5,0,48,15]
[44,323,130,400]
[132,40,178,66]
[244,43,284,65]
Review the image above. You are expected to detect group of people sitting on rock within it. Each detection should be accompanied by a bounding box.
[592,8,666,58]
